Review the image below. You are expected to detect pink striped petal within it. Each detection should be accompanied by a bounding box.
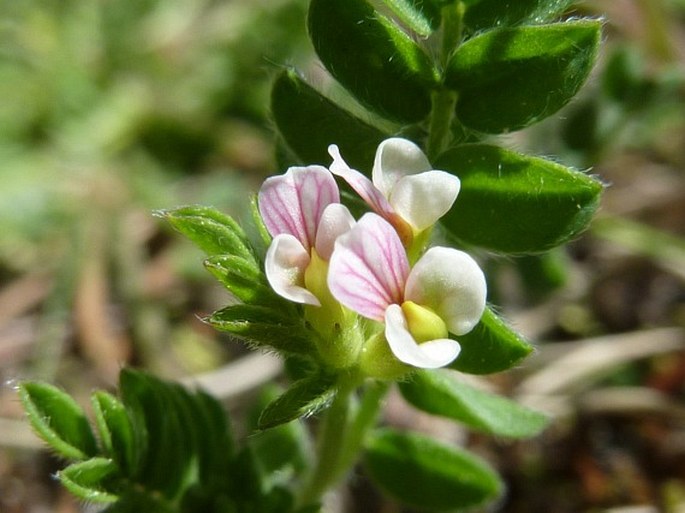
[328,213,409,321]
[372,138,432,197]
[314,203,355,261]
[265,234,320,306]
[327,145,395,220]
[258,165,339,250]
[405,247,486,336]
[385,304,461,368]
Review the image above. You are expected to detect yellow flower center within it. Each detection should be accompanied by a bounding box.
[401,301,448,343]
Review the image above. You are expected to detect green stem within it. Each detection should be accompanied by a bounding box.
[426,89,458,161]
[336,381,390,475]
[441,1,465,68]
[297,376,356,507]
[296,379,390,508]
[426,1,464,161]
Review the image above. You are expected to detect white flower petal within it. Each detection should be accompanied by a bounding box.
[389,171,460,232]
[405,247,486,335]
[372,138,432,197]
[314,203,355,261]
[328,213,408,321]
[327,144,395,219]
[385,304,461,368]
[265,234,320,306]
[258,165,339,250]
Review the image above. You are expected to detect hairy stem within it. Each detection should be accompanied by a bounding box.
[297,378,389,508]
[426,1,464,160]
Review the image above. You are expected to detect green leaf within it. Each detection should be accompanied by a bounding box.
[258,375,337,430]
[91,392,137,477]
[250,194,272,252]
[19,382,98,460]
[248,385,311,481]
[464,0,575,32]
[308,0,435,123]
[158,206,256,263]
[204,255,274,305]
[271,68,388,170]
[208,304,316,356]
[399,370,548,438]
[119,369,194,499]
[103,490,175,513]
[364,429,503,511]
[449,307,533,374]
[446,21,601,133]
[59,458,119,503]
[381,0,441,36]
[437,144,603,253]
[181,388,234,488]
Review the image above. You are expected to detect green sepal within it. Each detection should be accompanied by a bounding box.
[399,370,548,438]
[207,304,316,356]
[381,0,442,36]
[464,0,575,32]
[203,255,274,305]
[364,428,503,511]
[58,458,119,503]
[437,144,603,253]
[91,392,137,477]
[446,20,601,133]
[18,382,98,461]
[271,68,388,170]
[157,205,257,263]
[308,0,435,123]
[449,307,533,374]
[257,374,337,430]
[250,194,272,251]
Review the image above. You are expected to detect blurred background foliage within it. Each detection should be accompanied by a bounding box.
[0,0,684,512]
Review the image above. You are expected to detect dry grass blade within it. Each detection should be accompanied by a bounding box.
[518,327,684,398]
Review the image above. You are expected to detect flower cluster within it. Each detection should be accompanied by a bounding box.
[258,138,486,378]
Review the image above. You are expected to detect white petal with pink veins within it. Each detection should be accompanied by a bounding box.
[405,247,486,336]
[265,233,320,306]
[389,171,460,232]
[328,214,409,321]
[385,304,461,368]
[328,145,395,219]
[372,138,432,197]
[258,165,339,250]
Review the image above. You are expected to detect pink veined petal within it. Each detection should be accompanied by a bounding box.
[372,138,432,197]
[265,234,320,306]
[385,304,461,368]
[328,213,409,321]
[389,171,460,232]
[314,203,355,261]
[328,145,395,220]
[258,165,339,250]
[405,247,486,336]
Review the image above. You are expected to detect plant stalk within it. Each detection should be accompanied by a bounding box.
[296,378,389,508]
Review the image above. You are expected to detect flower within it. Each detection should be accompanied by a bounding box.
[328,213,486,369]
[258,165,354,306]
[328,138,460,245]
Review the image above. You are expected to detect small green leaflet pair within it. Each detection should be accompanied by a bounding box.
[274,0,604,254]
[19,368,547,512]
[18,372,317,513]
[307,0,596,129]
